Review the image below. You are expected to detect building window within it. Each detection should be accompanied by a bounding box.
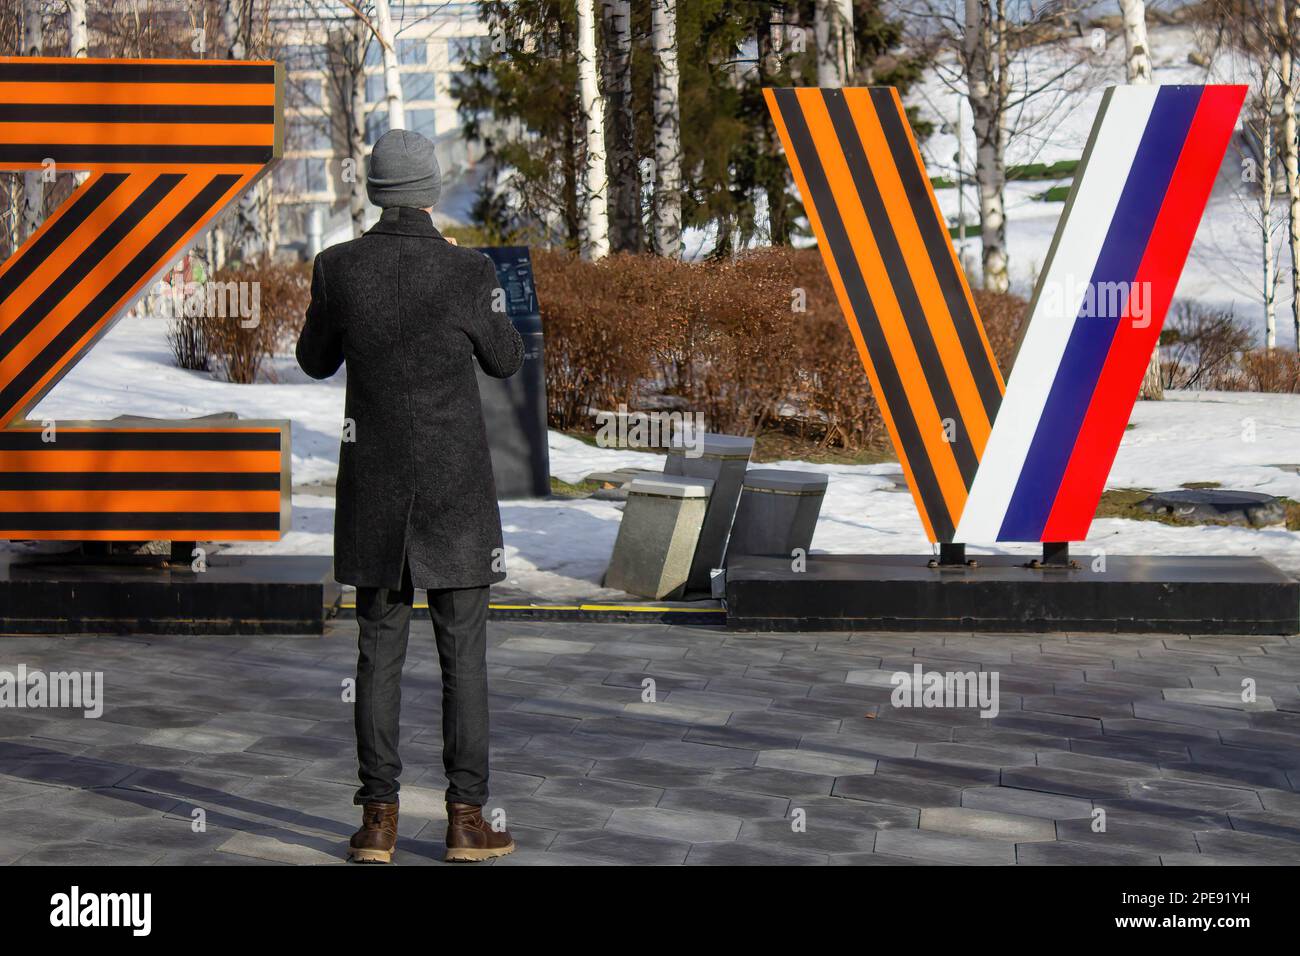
[366,109,389,145]
[366,73,386,103]
[281,44,318,70]
[274,157,329,194]
[401,71,437,102]
[288,116,331,151]
[448,36,487,65]
[408,109,437,139]
[291,77,323,109]
[397,38,427,65]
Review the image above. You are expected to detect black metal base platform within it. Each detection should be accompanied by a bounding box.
[724,553,1300,634]
[0,554,340,635]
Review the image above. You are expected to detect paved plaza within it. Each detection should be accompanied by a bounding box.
[1,618,1300,865]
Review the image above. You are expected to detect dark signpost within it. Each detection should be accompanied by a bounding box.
[475,246,551,499]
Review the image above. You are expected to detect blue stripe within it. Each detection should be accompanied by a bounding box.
[997,86,1204,541]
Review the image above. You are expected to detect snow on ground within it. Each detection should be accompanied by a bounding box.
[18,310,1300,599]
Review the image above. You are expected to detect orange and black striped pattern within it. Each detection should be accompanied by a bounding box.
[0,58,285,541]
[0,425,287,540]
[765,87,1005,542]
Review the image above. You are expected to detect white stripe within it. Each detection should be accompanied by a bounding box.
[955,86,1160,542]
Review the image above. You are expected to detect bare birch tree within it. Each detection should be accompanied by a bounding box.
[602,0,639,252]
[1116,0,1164,397]
[67,0,89,189]
[21,0,42,242]
[1273,0,1298,349]
[651,0,682,258]
[345,18,370,237]
[66,0,86,57]
[964,0,1009,292]
[372,0,405,130]
[815,0,854,87]
[576,0,609,259]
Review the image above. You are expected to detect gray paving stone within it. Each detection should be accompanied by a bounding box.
[1127,778,1264,811]
[831,773,962,808]
[738,817,878,854]
[875,756,1001,787]
[549,828,691,864]
[795,797,919,830]
[634,738,756,769]
[1226,811,1300,844]
[1193,829,1300,863]
[873,829,1017,865]
[914,742,1039,768]
[754,748,877,777]
[588,757,713,790]
[1016,842,1160,865]
[920,807,1056,842]
[796,731,919,761]
[829,851,930,865]
[533,775,663,808]
[1162,689,1275,711]
[659,785,789,818]
[14,841,164,866]
[522,732,644,759]
[684,840,827,865]
[1157,761,1292,791]
[999,767,1134,801]
[683,725,803,751]
[1055,817,1199,853]
[711,766,836,798]
[961,786,1093,821]
[606,806,742,842]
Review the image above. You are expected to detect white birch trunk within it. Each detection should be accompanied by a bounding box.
[815,0,854,87]
[373,0,405,130]
[965,0,1009,292]
[1119,0,1163,395]
[21,0,43,242]
[602,0,639,252]
[349,19,369,238]
[68,0,89,188]
[1262,116,1277,350]
[651,0,682,259]
[576,0,609,260]
[222,0,258,261]
[1275,0,1299,350]
[1117,0,1152,84]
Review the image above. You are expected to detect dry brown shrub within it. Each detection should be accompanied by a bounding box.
[205,258,311,384]
[1233,348,1300,393]
[533,246,1029,451]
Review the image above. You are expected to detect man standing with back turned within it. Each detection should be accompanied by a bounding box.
[296,128,524,863]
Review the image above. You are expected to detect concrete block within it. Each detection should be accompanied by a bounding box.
[604,476,712,599]
[723,469,827,566]
[664,432,754,590]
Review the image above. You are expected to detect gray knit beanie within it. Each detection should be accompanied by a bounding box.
[366,129,442,209]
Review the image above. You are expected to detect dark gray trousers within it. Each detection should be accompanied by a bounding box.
[353,560,491,807]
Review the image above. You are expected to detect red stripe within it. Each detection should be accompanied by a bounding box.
[1042,84,1246,541]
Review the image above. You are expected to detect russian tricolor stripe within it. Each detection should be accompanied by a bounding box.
[956,84,1245,542]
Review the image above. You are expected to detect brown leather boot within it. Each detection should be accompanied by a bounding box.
[445,802,515,862]
[347,801,398,863]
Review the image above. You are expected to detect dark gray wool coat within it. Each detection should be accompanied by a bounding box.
[296,206,524,591]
